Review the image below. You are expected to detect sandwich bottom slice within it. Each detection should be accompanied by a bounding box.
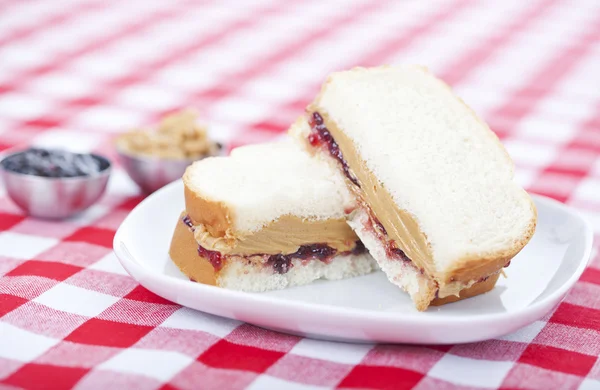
[170,212,377,291]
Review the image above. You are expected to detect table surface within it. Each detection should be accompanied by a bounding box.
[1,0,600,389]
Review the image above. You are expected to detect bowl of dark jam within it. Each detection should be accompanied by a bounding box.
[0,148,111,219]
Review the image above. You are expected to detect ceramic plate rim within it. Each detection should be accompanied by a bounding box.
[114,180,594,327]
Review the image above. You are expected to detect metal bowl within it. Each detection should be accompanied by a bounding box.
[0,151,111,219]
[116,149,198,194]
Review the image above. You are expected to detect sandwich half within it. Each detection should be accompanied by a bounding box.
[169,136,377,292]
[292,65,537,310]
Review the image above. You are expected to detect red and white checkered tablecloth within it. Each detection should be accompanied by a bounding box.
[0,0,599,388]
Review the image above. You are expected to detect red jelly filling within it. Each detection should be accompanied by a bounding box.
[197,244,223,271]
[308,112,360,187]
[268,241,366,274]
[349,240,366,255]
[268,243,341,274]
[366,212,412,264]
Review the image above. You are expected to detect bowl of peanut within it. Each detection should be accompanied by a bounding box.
[115,110,222,193]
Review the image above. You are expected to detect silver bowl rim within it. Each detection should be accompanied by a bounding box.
[0,149,112,182]
[115,144,224,164]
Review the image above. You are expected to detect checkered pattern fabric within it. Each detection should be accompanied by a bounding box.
[0,0,599,388]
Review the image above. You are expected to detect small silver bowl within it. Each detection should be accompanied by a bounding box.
[0,151,111,219]
[117,149,198,193]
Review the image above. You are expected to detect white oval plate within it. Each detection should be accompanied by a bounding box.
[114,181,593,344]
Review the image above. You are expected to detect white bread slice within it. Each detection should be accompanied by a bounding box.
[184,138,355,235]
[294,65,536,307]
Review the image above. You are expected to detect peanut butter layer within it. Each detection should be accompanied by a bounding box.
[308,109,508,293]
[194,214,358,255]
[169,213,217,285]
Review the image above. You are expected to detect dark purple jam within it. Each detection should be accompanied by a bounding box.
[295,243,337,260]
[388,246,411,262]
[308,112,360,187]
[266,241,366,274]
[182,215,194,229]
[268,254,293,274]
[198,245,223,271]
[367,213,411,263]
[1,148,109,178]
[350,240,366,255]
[267,242,354,274]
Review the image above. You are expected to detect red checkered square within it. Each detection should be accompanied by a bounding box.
[64,269,137,298]
[449,340,528,361]
[501,362,584,389]
[124,285,174,304]
[199,339,284,373]
[115,195,146,211]
[65,318,154,348]
[580,267,600,285]
[550,302,600,331]
[0,275,57,300]
[0,213,25,231]
[134,327,219,357]
[224,323,300,353]
[168,361,257,390]
[266,354,353,387]
[6,260,82,281]
[97,298,179,326]
[35,241,110,267]
[64,226,115,248]
[0,294,27,318]
[2,302,88,339]
[35,341,122,368]
[518,343,597,376]
[2,363,89,390]
[338,364,425,389]
[361,345,446,374]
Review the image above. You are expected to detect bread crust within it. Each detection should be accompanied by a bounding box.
[183,171,234,239]
[169,212,217,285]
[430,273,500,306]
